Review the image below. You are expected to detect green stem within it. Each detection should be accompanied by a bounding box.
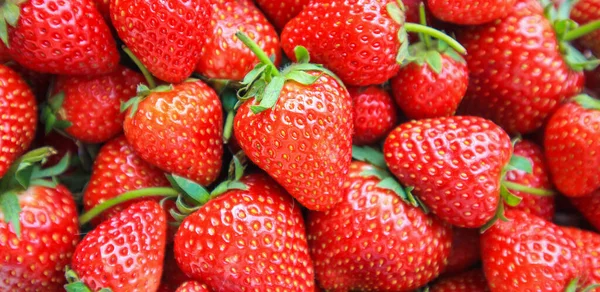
[122,46,157,89]
[405,23,466,54]
[503,181,555,197]
[223,110,234,143]
[574,94,600,110]
[235,32,280,76]
[563,20,600,42]
[78,187,178,225]
[418,3,431,49]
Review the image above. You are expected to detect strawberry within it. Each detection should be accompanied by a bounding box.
[545,95,600,197]
[233,35,352,211]
[571,190,600,231]
[349,86,398,146]
[174,173,315,291]
[457,0,591,134]
[68,200,167,291]
[82,136,169,225]
[571,0,600,57]
[110,0,211,83]
[1,0,119,75]
[176,281,211,292]
[43,65,146,144]
[562,226,600,287]
[195,0,281,81]
[427,0,517,25]
[307,160,452,291]
[123,80,223,186]
[444,228,480,275]
[5,61,51,101]
[254,0,309,30]
[481,210,585,292]
[0,64,37,179]
[429,270,490,292]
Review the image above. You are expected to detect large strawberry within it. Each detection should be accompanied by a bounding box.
[349,86,398,145]
[457,0,594,134]
[123,79,223,186]
[307,160,452,291]
[1,0,118,75]
[254,0,310,30]
[562,226,600,287]
[428,0,517,25]
[429,270,490,292]
[5,61,51,101]
[233,34,352,210]
[174,173,315,291]
[195,0,281,81]
[110,0,211,83]
[545,95,600,197]
[67,200,167,291]
[571,190,600,231]
[0,64,36,178]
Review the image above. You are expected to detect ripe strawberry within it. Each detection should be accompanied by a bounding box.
[571,0,600,57]
[544,95,600,197]
[383,116,513,228]
[174,173,315,291]
[195,0,281,81]
[45,65,146,144]
[2,0,118,75]
[481,210,585,292]
[562,226,600,287]
[0,64,37,178]
[307,161,452,291]
[110,0,211,83]
[428,0,517,25]
[69,200,167,291]
[123,80,223,186]
[5,61,51,101]
[176,281,211,292]
[457,0,587,134]
[430,270,490,292]
[349,86,398,145]
[571,190,600,231]
[254,0,309,30]
[444,228,480,275]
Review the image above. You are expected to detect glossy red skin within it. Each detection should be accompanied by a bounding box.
[572,0,600,57]
[7,0,118,75]
[383,116,513,228]
[281,0,401,86]
[83,136,169,225]
[545,102,600,197]
[0,65,37,178]
[481,210,585,292]
[307,161,452,291]
[111,0,210,83]
[196,0,281,81]
[505,140,555,220]
[234,73,353,211]
[254,0,310,30]
[428,0,516,25]
[176,281,211,292]
[457,0,584,135]
[124,80,223,186]
[571,190,600,231]
[0,185,79,291]
[54,65,146,144]
[174,174,315,291]
[444,228,480,275]
[562,227,600,288]
[349,86,398,145]
[430,270,490,292]
[391,54,468,120]
[72,200,167,291]
[5,61,51,101]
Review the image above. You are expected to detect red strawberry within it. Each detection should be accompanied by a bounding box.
[383,116,513,228]
[571,0,600,57]
[5,61,51,101]
[457,0,587,134]
[349,86,398,145]
[254,0,309,30]
[45,65,146,144]
[176,281,211,292]
[427,0,517,25]
[562,226,600,287]
[110,0,211,83]
[444,228,480,275]
[544,95,600,197]
[504,140,555,220]
[571,190,600,231]
[0,64,37,178]
[2,0,118,75]
[174,174,315,291]
[481,210,585,291]
[69,200,167,291]
[195,0,281,81]
[307,161,452,291]
[430,270,490,292]
[123,80,223,186]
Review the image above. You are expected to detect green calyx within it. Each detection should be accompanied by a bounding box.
[564,278,600,292]
[120,83,173,118]
[573,94,600,110]
[0,0,25,47]
[64,268,112,292]
[41,91,73,135]
[235,31,343,114]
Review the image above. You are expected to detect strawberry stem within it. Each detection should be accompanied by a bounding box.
[235,31,280,76]
[573,94,600,110]
[122,46,157,89]
[223,111,234,143]
[563,20,600,42]
[404,23,466,54]
[502,181,555,197]
[418,3,432,49]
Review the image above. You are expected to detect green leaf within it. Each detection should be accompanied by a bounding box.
[43,110,57,134]
[405,186,419,207]
[507,155,533,174]
[227,181,247,191]
[564,278,579,292]
[351,145,387,169]
[285,70,320,85]
[359,168,390,180]
[0,191,22,237]
[30,179,58,188]
[581,284,600,292]
[500,184,522,207]
[54,119,72,130]
[573,94,600,110]
[377,177,408,201]
[3,2,20,27]
[562,42,600,71]
[31,153,70,179]
[385,2,404,25]
[21,147,56,163]
[557,0,577,20]
[251,75,285,114]
[167,174,210,204]
[0,16,9,47]
[480,203,508,233]
[241,64,267,86]
[232,155,245,181]
[64,282,93,292]
[14,163,33,188]
[294,46,310,63]
[49,92,65,111]
[424,50,443,74]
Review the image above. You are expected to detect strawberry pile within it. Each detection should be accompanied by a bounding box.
[2,0,600,291]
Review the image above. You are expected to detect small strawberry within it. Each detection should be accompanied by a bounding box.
[429,270,490,292]
[571,190,600,231]
[427,0,517,25]
[562,226,600,287]
[571,0,600,57]
[0,64,37,179]
[481,210,585,292]
[444,228,480,275]
[545,95,600,197]
[123,80,223,186]
[110,0,211,83]
[176,281,211,292]
[254,0,310,30]
[349,86,398,145]
[67,200,167,291]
